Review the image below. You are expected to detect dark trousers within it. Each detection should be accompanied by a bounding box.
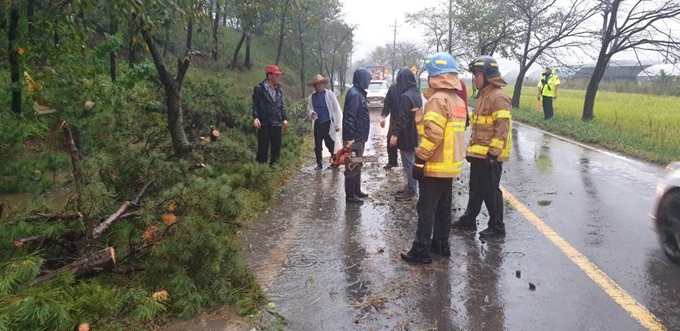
[314,120,335,166]
[460,158,504,230]
[256,124,282,165]
[344,142,365,197]
[542,96,554,120]
[386,130,398,166]
[412,177,453,256]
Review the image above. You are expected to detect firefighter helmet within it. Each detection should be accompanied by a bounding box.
[468,56,501,78]
[425,52,458,77]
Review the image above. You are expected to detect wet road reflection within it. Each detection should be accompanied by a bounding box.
[233,118,680,331]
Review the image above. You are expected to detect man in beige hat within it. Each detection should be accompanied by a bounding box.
[307,74,343,170]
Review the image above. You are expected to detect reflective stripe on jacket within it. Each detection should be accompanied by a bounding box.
[466,83,512,162]
[416,73,466,178]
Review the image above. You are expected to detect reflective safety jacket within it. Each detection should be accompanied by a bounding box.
[416,73,467,178]
[537,73,560,97]
[467,78,512,162]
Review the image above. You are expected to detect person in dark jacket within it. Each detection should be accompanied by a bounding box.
[391,68,422,201]
[380,84,400,169]
[342,68,372,204]
[253,65,289,165]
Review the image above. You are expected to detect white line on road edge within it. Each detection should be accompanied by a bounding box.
[513,121,659,168]
[502,186,666,331]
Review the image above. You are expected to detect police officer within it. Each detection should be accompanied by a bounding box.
[452,56,512,237]
[400,53,467,264]
[537,66,561,119]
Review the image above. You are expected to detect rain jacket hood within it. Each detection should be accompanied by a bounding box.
[397,67,417,94]
[424,72,462,99]
[352,68,372,91]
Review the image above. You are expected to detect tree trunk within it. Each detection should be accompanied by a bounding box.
[212,0,220,61]
[245,34,251,69]
[27,0,35,39]
[231,32,246,68]
[9,6,20,114]
[142,31,192,159]
[582,57,608,121]
[186,21,193,50]
[298,21,306,99]
[512,66,530,108]
[275,0,290,65]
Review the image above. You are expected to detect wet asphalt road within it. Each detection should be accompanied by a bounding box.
[238,111,680,331]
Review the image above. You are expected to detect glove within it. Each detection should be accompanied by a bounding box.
[412,158,426,181]
[487,152,498,164]
[254,118,261,129]
[465,155,474,163]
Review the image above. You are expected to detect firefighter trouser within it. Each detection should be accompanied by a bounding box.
[314,120,335,166]
[460,158,504,230]
[344,142,365,197]
[412,177,453,256]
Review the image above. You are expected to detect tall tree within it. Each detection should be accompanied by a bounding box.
[510,0,597,108]
[405,7,449,53]
[275,0,291,65]
[582,0,680,121]
[453,0,519,59]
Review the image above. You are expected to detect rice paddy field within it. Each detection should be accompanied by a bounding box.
[506,87,680,164]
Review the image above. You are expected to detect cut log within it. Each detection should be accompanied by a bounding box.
[14,235,46,248]
[32,247,115,284]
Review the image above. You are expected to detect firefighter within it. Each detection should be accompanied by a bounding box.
[400,52,467,264]
[452,56,512,237]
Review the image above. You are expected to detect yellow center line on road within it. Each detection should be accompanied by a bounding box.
[501,186,666,331]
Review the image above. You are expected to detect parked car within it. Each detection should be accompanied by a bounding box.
[651,161,680,264]
[366,80,390,110]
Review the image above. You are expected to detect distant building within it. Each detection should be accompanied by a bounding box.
[571,60,657,81]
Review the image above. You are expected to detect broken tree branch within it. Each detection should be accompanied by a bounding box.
[92,181,153,239]
[22,212,83,222]
[60,121,83,188]
[32,247,115,284]
[93,201,130,239]
[14,235,46,248]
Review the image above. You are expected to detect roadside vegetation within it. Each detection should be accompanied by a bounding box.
[0,0,351,329]
[509,87,680,164]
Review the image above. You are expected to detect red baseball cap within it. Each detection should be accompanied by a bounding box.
[265,65,284,75]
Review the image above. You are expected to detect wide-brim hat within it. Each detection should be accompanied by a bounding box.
[307,74,330,87]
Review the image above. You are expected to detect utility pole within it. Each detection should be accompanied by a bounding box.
[448,0,453,54]
[389,18,400,83]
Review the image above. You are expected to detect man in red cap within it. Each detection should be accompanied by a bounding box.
[253,65,289,165]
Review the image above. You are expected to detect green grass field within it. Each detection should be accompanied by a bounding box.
[506,86,680,164]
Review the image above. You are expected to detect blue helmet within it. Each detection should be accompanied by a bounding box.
[425,52,458,77]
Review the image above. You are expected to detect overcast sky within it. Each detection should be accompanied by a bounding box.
[339,0,672,69]
[340,0,440,59]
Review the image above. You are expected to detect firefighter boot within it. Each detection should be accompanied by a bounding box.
[354,174,368,198]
